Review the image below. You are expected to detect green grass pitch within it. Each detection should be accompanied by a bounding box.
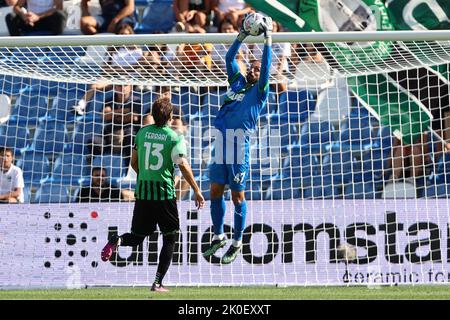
[0,285,449,300]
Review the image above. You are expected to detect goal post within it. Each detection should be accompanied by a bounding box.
[1,31,450,288]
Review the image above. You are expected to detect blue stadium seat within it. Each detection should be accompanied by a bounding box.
[321,146,353,185]
[300,121,335,153]
[51,153,88,185]
[16,151,50,186]
[0,119,30,153]
[64,120,104,156]
[135,0,176,33]
[245,180,264,200]
[21,81,60,98]
[22,185,31,203]
[172,88,200,117]
[9,93,48,125]
[92,155,127,179]
[302,176,336,199]
[278,90,316,122]
[34,183,70,203]
[0,75,27,96]
[201,88,226,117]
[361,126,393,183]
[47,88,85,121]
[339,117,374,150]
[343,181,377,199]
[279,123,300,147]
[265,176,301,200]
[30,119,68,155]
[282,145,320,186]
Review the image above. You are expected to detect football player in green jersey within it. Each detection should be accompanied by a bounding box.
[101,97,205,292]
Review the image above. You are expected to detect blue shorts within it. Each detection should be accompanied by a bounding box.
[209,141,250,191]
[95,14,136,33]
[209,162,249,191]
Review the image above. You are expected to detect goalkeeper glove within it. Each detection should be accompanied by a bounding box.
[261,16,273,38]
[237,13,250,42]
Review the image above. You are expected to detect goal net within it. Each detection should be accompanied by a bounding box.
[1,32,450,288]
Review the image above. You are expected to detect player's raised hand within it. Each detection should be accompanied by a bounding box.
[195,191,205,209]
[237,13,250,41]
[261,16,273,38]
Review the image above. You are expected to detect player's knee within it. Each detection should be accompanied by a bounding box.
[231,191,245,206]
[210,183,225,199]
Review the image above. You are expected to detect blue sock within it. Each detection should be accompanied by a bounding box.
[233,201,247,241]
[210,197,226,236]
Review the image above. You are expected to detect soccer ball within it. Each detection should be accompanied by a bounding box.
[337,243,357,263]
[242,13,266,36]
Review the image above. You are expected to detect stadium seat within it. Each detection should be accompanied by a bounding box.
[22,185,31,203]
[299,121,335,153]
[339,117,374,150]
[51,153,88,185]
[265,176,301,200]
[302,176,336,199]
[16,151,50,186]
[245,180,264,200]
[172,88,200,118]
[0,119,30,153]
[201,88,227,117]
[343,181,377,199]
[47,88,86,121]
[278,90,316,122]
[282,145,320,186]
[30,119,68,155]
[34,183,70,203]
[9,93,48,125]
[0,75,27,96]
[135,0,176,33]
[321,146,353,185]
[92,155,127,179]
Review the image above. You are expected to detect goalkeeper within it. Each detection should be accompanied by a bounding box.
[204,14,273,264]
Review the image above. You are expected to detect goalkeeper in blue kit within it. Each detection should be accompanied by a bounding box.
[204,14,273,264]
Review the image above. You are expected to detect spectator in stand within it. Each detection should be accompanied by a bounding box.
[0,148,24,203]
[211,0,253,29]
[212,19,247,74]
[6,0,67,36]
[0,0,17,7]
[77,167,123,202]
[170,33,213,77]
[173,0,211,34]
[80,0,135,35]
[91,84,143,168]
[74,24,159,116]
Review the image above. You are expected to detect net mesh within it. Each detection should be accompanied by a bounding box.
[1,33,450,287]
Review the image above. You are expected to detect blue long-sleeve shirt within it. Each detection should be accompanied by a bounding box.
[214,38,272,137]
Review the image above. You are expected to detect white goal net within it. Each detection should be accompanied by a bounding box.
[1,32,450,288]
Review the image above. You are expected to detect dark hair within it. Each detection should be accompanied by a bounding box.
[152,97,173,127]
[0,147,13,156]
[219,18,235,33]
[172,105,187,126]
[91,167,106,176]
[116,23,134,35]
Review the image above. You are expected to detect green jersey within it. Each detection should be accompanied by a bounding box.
[134,124,187,201]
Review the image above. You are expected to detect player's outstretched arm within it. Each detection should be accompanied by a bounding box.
[178,157,205,209]
[225,21,248,80]
[258,17,273,93]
